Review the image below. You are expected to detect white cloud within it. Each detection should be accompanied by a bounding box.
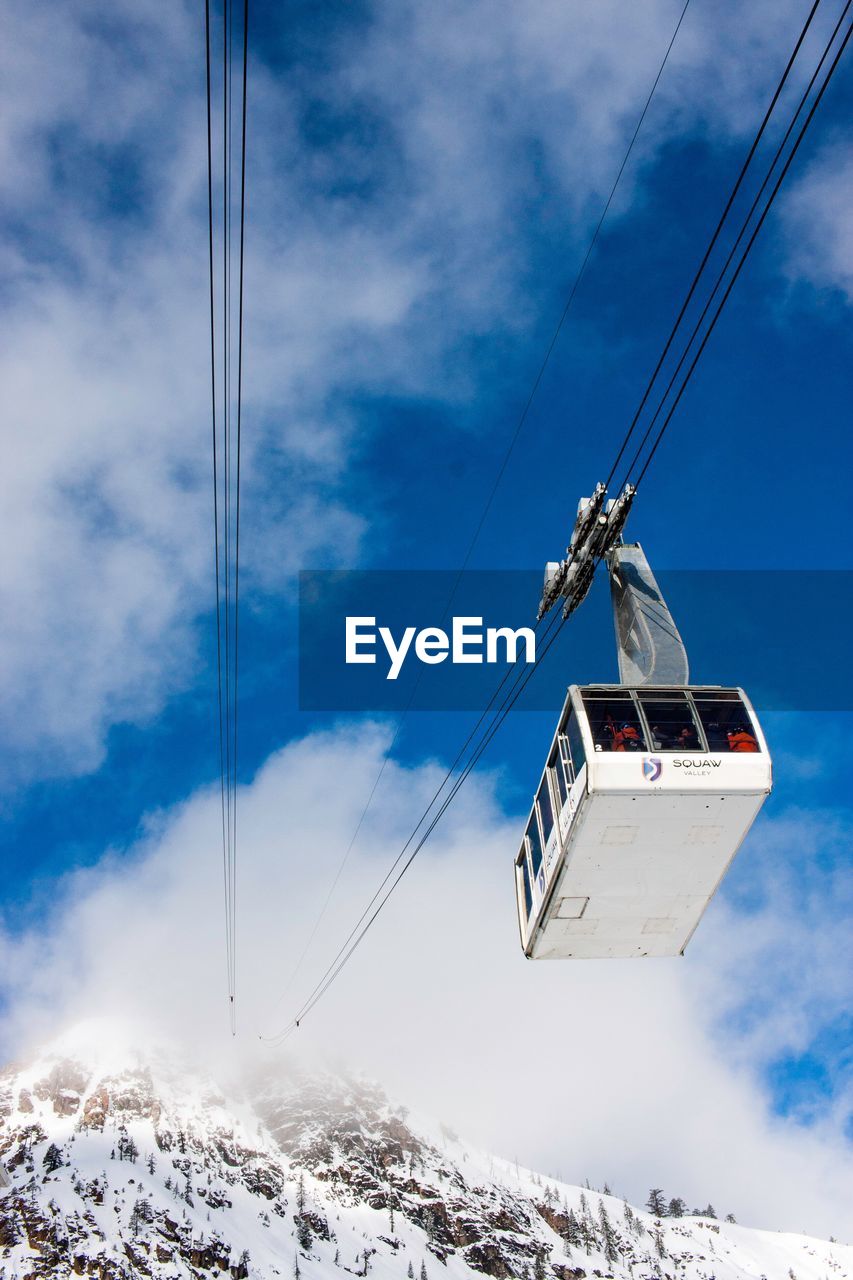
[694,808,853,1121]
[781,141,853,301]
[3,1,850,1250]
[1,0,830,784]
[1,726,851,1238]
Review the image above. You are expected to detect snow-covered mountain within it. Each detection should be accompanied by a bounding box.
[0,1028,847,1280]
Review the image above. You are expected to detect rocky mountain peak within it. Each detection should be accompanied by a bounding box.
[0,1029,848,1280]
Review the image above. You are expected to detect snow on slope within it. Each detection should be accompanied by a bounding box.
[0,1029,848,1280]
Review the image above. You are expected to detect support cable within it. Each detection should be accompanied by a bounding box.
[262,605,566,1044]
[619,0,849,486]
[230,0,250,1023]
[603,0,823,491]
[266,0,692,1015]
[205,0,233,1015]
[461,0,693,570]
[261,0,848,1040]
[206,0,250,1034]
[630,6,851,490]
[222,0,233,1025]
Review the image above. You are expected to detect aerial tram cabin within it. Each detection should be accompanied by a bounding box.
[517,494,772,960]
[515,683,771,959]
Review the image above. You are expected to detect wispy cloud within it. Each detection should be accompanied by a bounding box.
[1,0,836,785]
[1,726,850,1237]
[694,807,853,1126]
[781,140,853,302]
[2,0,850,1248]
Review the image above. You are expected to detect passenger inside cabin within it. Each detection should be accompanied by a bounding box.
[606,722,643,751]
[645,706,702,752]
[727,725,759,752]
[619,723,643,751]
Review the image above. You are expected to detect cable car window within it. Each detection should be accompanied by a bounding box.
[693,693,759,752]
[526,817,543,878]
[549,745,568,806]
[537,779,554,844]
[558,736,574,787]
[517,850,533,919]
[637,692,704,752]
[581,693,647,753]
[564,705,587,773]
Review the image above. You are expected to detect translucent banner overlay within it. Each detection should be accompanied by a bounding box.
[299,570,846,712]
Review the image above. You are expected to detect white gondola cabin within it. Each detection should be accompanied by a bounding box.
[515,685,772,959]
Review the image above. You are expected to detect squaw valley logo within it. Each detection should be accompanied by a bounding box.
[642,756,662,782]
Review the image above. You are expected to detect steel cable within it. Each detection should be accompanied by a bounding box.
[265,0,693,1021]
[263,0,847,1040]
[205,0,250,1034]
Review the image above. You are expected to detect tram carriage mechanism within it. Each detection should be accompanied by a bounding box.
[517,492,772,960]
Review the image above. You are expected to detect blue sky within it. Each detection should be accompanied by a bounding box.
[1,0,852,1235]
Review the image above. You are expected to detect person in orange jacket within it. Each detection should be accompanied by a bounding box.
[608,721,643,752]
[728,725,759,752]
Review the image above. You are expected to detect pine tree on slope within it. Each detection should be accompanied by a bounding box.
[42,1144,63,1172]
[646,1188,667,1217]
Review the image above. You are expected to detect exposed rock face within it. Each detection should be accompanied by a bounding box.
[253,1074,551,1273]
[0,1041,847,1280]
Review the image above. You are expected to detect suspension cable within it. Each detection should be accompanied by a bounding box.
[205,0,233,1027]
[617,0,850,490]
[261,0,847,1041]
[206,0,250,1035]
[459,0,693,568]
[630,5,851,490]
[231,0,250,1028]
[263,606,567,1044]
[603,0,824,491]
[266,0,693,1017]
